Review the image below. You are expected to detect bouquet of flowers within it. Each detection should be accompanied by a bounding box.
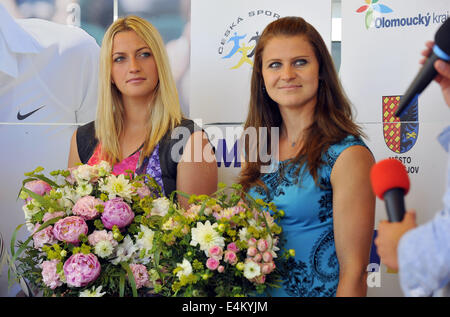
[145,184,293,297]
[9,162,164,297]
[9,163,293,297]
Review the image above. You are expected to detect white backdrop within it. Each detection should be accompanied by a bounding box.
[340,0,450,296]
[190,0,332,124]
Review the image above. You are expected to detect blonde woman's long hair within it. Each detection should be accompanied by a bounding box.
[95,15,183,165]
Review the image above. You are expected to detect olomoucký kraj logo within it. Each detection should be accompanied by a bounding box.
[356,0,393,29]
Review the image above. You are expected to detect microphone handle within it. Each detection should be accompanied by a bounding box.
[395,53,439,117]
[383,188,406,222]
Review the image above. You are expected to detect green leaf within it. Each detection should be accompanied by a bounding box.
[365,8,374,29]
[120,262,138,297]
[119,271,125,297]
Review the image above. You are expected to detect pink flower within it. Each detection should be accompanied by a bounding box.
[42,211,65,223]
[257,239,268,252]
[247,246,258,257]
[88,230,118,247]
[72,196,103,220]
[261,262,275,275]
[253,274,266,284]
[52,216,88,244]
[24,180,52,201]
[66,167,77,185]
[63,253,101,287]
[134,182,151,199]
[41,260,63,289]
[224,251,238,265]
[101,198,134,229]
[247,238,257,247]
[33,224,57,249]
[262,251,273,263]
[208,245,223,260]
[227,242,239,253]
[206,257,220,271]
[130,264,150,289]
[253,253,262,263]
[217,265,225,273]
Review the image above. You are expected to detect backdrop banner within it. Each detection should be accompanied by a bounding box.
[340,0,450,296]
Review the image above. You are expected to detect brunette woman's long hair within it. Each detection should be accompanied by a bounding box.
[238,16,364,192]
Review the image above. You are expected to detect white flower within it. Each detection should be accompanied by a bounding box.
[265,234,279,259]
[100,174,133,201]
[75,182,93,197]
[79,285,106,297]
[111,235,138,265]
[135,225,155,255]
[151,197,170,217]
[22,201,41,220]
[176,258,193,279]
[73,164,96,183]
[56,186,80,210]
[238,227,250,242]
[162,217,178,231]
[244,261,261,280]
[96,161,112,177]
[94,240,114,258]
[190,221,225,254]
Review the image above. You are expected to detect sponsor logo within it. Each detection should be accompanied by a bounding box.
[356,0,393,29]
[218,10,281,70]
[17,105,45,120]
[356,0,448,29]
[382,95,418,154]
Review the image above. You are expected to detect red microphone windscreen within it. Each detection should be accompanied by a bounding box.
[370,159,410,200]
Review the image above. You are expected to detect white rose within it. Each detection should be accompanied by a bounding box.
[151,197,170,217]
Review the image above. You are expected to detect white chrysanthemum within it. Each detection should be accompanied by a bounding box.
[75,182,93,197]
[79,285,106,297]
[176,258,192,279]
[190,221,225,253]
[151,197,170,217]
[100,174,133,200]
[135,225,155,255]
[111,235,138,265]
[244,261,261,280]
[94,240,114,258]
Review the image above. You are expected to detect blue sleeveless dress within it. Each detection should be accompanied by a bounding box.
[248,135,368,297]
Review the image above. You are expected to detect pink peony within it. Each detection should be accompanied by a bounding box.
[33,224,57,249]
[206,257,220,271]
[101,198,134,229]
[24,180,52,201]
[41,260,63,289]
[253,274,266,284]
[257,239,268,252]
[52,216,88,244]
[253,253,262,263]
[217,265,225,273]
[130,264,150,289]
[88,230,118,247]
[42,211,65,223]
[72,196,103,220]
[63,253,101,287]
[208,245,223,260]
[224,251,238,265]
[227,242,239,253]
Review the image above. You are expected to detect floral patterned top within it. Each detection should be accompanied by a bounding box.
[248,135,368,297]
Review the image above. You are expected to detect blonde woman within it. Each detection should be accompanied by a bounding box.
[68,16,217,207]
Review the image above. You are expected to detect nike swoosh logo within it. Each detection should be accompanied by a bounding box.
[17,105,45,120]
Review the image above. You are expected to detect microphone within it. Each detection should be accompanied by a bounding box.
[370,159,410,222]
[395,19,450,117]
